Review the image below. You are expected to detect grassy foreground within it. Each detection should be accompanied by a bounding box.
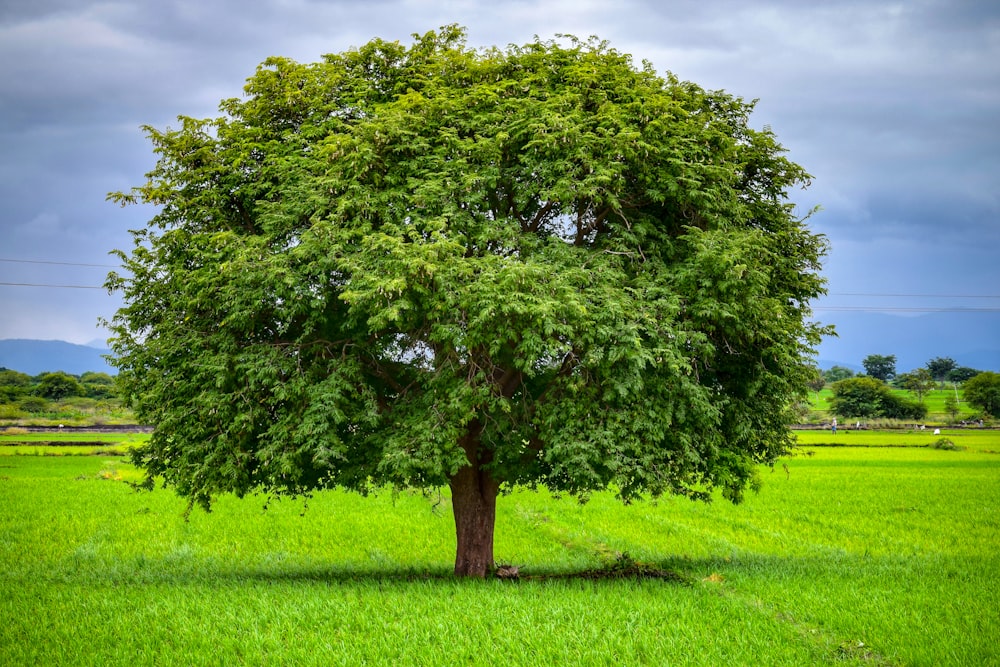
[1,431,998,665]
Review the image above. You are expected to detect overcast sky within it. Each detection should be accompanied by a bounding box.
[2,0,998,359]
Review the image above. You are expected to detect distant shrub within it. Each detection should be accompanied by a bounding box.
[34,372,85,400]
[830,377,927,420]
[17,397,49,414]
[58,397,98,411]
[0,369,32,402]
[0,404,27,419]
[824,366,855,383]
[931,438,964,451]
[881,393,927,420]
[80,372,116,399]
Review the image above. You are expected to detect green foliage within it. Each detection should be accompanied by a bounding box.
[861,354,896,382]
[0,370,123,425]
[0,370,31,402]
[17,397,49,414]
[79,372,115,399]
[33,372,85,400]
[895,368,933,403]
[947,366,981,383]
[829,377,926,420]
[0,370,31,388]
[822,366,854,383]
[943,393,960,422]
[962,371,1000,418]
[930,437,963,451]
[925,356,956,382]
[806,366,826,394]
[105,28,828,567]
[829,377,883,418]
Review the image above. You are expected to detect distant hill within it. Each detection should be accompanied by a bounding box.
[815,310,1000,372]
[0,339,114,376]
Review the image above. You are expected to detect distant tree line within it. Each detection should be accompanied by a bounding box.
[815,356,1000,421]
[0,369,116,406]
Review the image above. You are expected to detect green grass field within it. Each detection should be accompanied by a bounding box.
[0,428,149,457]
[794,427,999,450]
[2,430,998,665]
[0,430,148,456]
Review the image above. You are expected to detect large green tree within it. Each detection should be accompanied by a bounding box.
[926,356,957,382]
[862,354,896,382]
[963,372,1000,418]
[106,28,828,577]
[897,368,933,403]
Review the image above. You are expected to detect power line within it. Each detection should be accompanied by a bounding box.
[0,284,997,312]
[0,257,118,268]
[0,282,105,289]
[828,292,1000,299]
[0,266,998,310]
[1,257,997,299]
[815,306,1000,313]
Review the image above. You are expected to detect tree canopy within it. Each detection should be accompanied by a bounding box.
[106,27,828,576]
[34,372,85,400]
[896,368,933,403]
[823,366,855,383]
[948,366,981,383]
[963,372,1000,418]
[829,376,926,420]
[862,354,896,382]
[926,356,957,382]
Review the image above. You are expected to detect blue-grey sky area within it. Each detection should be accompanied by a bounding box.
[1,0,998,369]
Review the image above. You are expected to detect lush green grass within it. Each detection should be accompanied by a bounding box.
[0,445,130,456]
[794,427,999,451]
[0,428,149,457]
[0,430,148,456]
[0,430,148,443]
[2,435,999,665]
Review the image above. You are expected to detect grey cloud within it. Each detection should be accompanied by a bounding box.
[1,0,998,347]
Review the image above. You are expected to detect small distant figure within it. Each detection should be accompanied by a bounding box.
[855,421,861,430]
[934,428,941,435]
[831,418,837,434]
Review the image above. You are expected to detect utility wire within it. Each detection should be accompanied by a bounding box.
[2,262,999,310]
[0,281,105,289]
[0,257,118,268]
[2,258,998,298]
[828,292,1000,299]
[814,306,1000,313]
[3,283,999,313]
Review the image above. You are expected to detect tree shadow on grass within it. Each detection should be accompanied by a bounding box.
[51,551,692,587]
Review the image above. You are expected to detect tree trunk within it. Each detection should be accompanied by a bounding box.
[449,422,499,578]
